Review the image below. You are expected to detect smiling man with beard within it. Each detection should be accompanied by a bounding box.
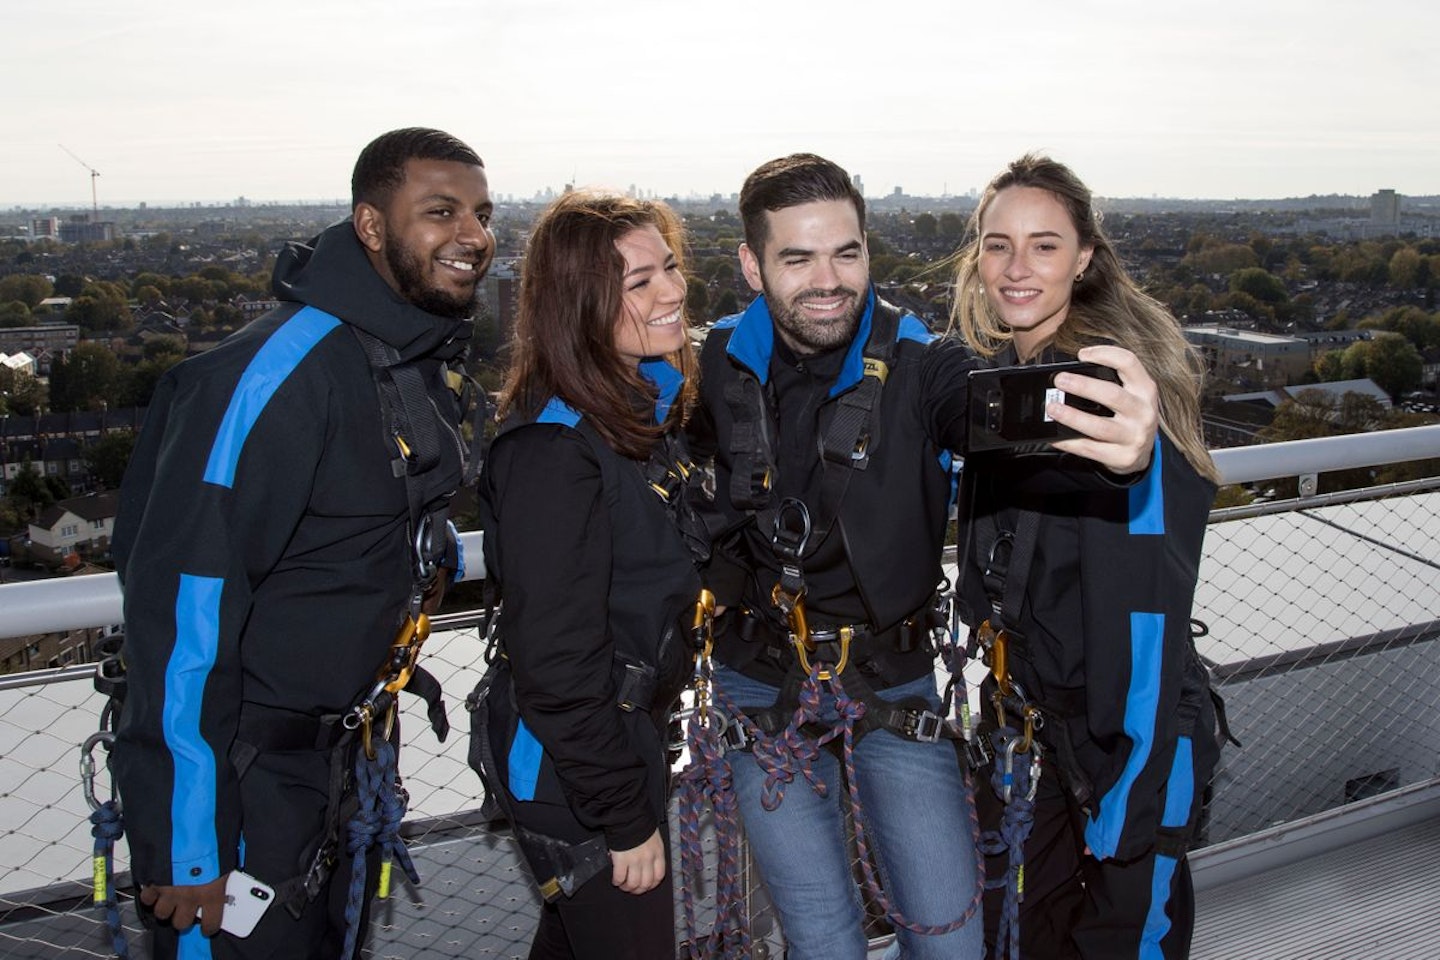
[112,128,493,960]
[687,153,1162,960]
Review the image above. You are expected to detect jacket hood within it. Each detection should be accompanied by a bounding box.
[271,219,473,362]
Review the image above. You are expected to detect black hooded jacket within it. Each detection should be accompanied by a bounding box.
[112,220,470,887]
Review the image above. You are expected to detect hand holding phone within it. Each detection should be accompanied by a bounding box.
[966,360,1120,454]
[221,871,274,938]
[193,870,274,938]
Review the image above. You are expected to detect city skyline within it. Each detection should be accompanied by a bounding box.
[4,1,1438,207]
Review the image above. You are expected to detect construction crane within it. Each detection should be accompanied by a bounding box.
[58,144,101,215]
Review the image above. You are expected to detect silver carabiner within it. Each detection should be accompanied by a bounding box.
[80,731,116,813]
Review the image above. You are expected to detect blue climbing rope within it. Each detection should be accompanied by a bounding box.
[82,731,130,960]
[977,726,1040,960]
[723,664,986,939]
[340,739,419,960]
[676,704,753,959]
[88,799,130,959]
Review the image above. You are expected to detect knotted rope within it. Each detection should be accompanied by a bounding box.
[341,739,418,960]
[977,725,1040,960]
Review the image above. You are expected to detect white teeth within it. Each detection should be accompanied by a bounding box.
[439,259,475,272]
[647,308,681,327]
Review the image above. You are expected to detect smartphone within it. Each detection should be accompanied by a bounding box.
[220,870,274,938]
[966,360,1120,454]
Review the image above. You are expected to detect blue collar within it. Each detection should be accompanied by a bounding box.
[639,357,684,423]
[724,287,878,398]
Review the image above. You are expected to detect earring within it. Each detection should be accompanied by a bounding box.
[1074,271,1085,283]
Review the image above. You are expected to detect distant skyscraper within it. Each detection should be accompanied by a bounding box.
[1371,189,1400,226]
[852,173,864,196]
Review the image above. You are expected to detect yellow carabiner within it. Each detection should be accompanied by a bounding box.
[793,626,852,681]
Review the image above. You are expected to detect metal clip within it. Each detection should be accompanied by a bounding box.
[80,731,116,813]
[793,625,851,680]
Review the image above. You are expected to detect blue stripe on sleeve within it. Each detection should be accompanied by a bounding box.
[1140,854,1178,959]
[1128,438,1165,535]
[203,306,341,488]
[1162,737,1196,827]
[177,925,214,960]
[507,719,543,801]
[1085,611,1164,857]
[164,574,224,885]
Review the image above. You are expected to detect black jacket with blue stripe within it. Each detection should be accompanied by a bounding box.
[478,363,702,852]
[957,349,1220,862]
[112,220,470,887]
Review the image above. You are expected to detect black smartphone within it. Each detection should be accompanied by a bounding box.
[966,360,1120,454]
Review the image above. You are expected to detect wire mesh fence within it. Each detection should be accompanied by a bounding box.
[1,481,1437,958]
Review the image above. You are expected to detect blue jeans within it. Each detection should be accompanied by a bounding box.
[714,665,983,960]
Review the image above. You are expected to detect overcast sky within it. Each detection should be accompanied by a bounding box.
[3,0,1436,207]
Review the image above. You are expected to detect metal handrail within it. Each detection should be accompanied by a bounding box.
[2,423,1438,648]
[0,531,486,640]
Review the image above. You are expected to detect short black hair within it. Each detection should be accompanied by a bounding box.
[739,153,865,257]
[350,128,484,210]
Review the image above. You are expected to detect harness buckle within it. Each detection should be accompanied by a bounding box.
[904,710,947,744]
[715,709,752,753]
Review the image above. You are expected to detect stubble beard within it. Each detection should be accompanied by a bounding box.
[764,279,865,354]
[384,228,479,320]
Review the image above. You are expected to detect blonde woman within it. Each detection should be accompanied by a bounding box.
[951,154,1223,960]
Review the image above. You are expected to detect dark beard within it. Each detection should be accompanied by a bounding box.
[384,229,478,320]
[764,282,864,354]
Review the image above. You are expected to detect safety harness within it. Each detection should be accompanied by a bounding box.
[679,301,987,947]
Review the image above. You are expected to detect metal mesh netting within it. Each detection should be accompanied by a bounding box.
[2,483,1437,957]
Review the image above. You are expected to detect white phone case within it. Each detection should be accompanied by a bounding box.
[220,870,274,938]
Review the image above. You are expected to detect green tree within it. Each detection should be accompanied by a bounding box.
[135,285,163,308]
[52,274,85,297]
[0,366,47,415]
[1361,333,1424,399]
[0,300,32,327]
[1389,247,1424,289]
[685,280,709,322]
[84,431,137,490]
[48,344,123,412]
[0,274,54,307]
[914,213,938,238]
[143,334,187,361]
[939,212,965,238]
[1186,242,1258,275]
[1229,267,1289,304]
[1314,350,1346,382]
[8,459,57,522]
[714,289,740,318]
[131,272,172,298]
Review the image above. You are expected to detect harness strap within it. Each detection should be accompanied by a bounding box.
[723,300,906,540]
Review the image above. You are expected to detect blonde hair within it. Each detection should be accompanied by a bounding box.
[950,154,1218,482]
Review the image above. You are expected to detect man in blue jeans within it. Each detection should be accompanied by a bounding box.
[687,154,1160,959]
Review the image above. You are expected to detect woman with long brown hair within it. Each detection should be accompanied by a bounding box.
[472,190,704,959]
[951,154,1223,960]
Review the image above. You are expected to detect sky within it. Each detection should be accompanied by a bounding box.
[3,0,1437,208]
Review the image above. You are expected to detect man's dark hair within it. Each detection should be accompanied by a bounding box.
[739,153,865,257]
[351,127,483,210]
